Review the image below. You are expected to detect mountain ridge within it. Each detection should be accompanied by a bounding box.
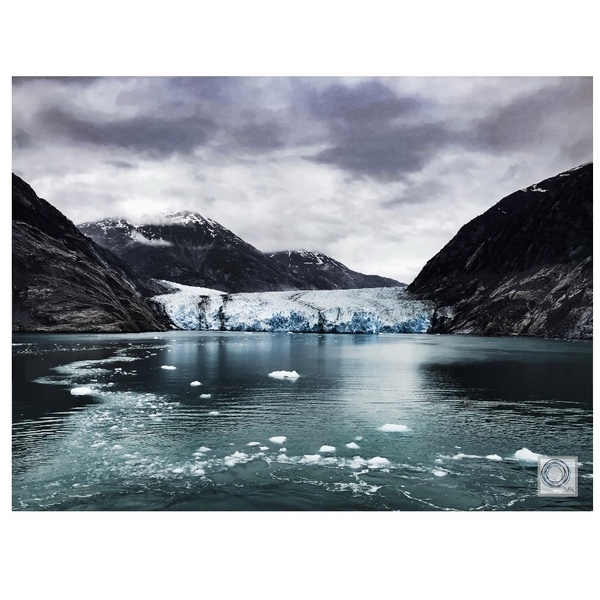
[407,162,593,339]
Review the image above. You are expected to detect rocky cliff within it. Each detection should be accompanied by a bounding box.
[407,163,592,339]
[12,174,170,332]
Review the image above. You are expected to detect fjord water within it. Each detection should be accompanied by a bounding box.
[12,332,592,511]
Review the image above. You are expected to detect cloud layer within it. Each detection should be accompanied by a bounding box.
[12,76,592,282]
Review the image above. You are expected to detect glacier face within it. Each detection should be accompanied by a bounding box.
[153,283,435,334]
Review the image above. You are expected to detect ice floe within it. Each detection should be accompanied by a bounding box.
[247,442,261,447]
[208,411,220,416]
[70,387,94,396]
[485,454,503,461]
[367,456,390,469]
[515,447,543,462]
[345,442,360,450]
[161,365,177,370]
[268,370,300,380]
[319,445,336,453]
[432,468,448,477]
[199,394,212,399]
[379,423,409,432]
[190,381,202,386]
[259,446,269,451]
[269,436,286,444]
[301,454,321,464]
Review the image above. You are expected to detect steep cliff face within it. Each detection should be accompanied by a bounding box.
[407,163,592,339]
[269,250,403,289]
[12,174,170,332]
[78,213,307,293]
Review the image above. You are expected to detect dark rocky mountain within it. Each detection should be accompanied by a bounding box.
[78,212,308,293]
[407,163,592,339]
[12,174,170,332]
[269,250,403,289]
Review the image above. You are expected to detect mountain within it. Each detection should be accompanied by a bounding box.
[78,212,307,293]
[407,163,593,339]
[12,174,170,332]
[269,250,403,289]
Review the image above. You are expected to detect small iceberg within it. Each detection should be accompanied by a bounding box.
[190,381,202,386]
[269,436,286,444]
[247,442,261,447]
[367,456,390,469]
[515,447,543,462]
[199,394,212,399]
[208,410,220,416]
[268,370,300,380]
[319,445,336,453]
[485,454,503,461]
[345,442,360,450]
[432,468,448,477]
[379,423,409,432]
[161,365,177,370]
[70,387,93,396]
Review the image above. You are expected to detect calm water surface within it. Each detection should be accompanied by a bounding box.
[12,332,593,510]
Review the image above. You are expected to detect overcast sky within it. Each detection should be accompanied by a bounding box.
[12,76,592,283]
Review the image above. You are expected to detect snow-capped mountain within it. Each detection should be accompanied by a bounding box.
[78,211,307,293]
[269,250,403,289]
[408,163,593,339]
[78,212,402,293]
[153,282,433,334]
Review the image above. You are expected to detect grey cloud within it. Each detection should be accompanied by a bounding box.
[13,76,101,87]
[104,159,136,169]
[232,120,286,150]
[308,122,450,180]
[381,180,449,208]
[12,128,33,149]
[300,80,447,180]
[35,106,218,156]
[469,77,592,155]
[304,80,421,123]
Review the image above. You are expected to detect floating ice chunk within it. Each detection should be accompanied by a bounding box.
[196,446,211,453]
[349,457,368,469]
[112,444,123,450]
[345,442,360,450]
[277,454,292,463]
[70,387,93,396]
[452,453,482,460]
[434,458,443,464]
[268,370,300,380]
[269,436,286,444]
[486,454,503,461]
[172,467,184,474]
[515,447,542,462]
[199,393,212,399]
[224,451,250,467]
[367,456,390,469]
[208,410,220,416]
[161,365,177,370]
[192,468,205,476]
[432,468,448,477]
[301,454,321,464]
[259,446,269,451]
[279,447,287,452]
[190,381,202,386]
[379,423,409,432]
[319,445,336,453]
[247,442,260,446]
[355,436,363,441]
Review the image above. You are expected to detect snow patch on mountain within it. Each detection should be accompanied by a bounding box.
[153,283,434,334]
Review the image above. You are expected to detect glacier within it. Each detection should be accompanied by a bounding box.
[153,282,435,334]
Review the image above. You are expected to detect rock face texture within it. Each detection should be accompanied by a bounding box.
[407,163,592,339]
[12,174,170,332]
[269,250,403,290]
[78,213,307,293]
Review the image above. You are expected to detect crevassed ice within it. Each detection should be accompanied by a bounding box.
[152,285,434,334]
